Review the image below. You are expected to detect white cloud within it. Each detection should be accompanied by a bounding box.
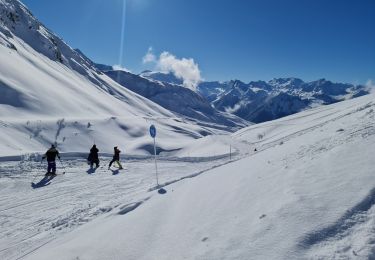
[113,64,131,72]
[142,47,202,91]
[225,101,248,113]
[142,47,156,64]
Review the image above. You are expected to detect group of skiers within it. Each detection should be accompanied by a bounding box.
[42,144,122,176]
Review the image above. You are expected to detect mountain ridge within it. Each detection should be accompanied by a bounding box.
[141,71,370,123]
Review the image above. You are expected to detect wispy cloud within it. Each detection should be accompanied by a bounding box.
[142,47,202,91]
[366,79,375,93]
[142,47,156,64]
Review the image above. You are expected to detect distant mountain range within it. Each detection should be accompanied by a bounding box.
[139,71,370,123]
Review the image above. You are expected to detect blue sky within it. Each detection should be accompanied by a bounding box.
[22,0,375,84]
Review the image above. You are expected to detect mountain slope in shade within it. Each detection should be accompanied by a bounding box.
[196,81,231,102]
[140,70,231,102]
[0,0,164,118]
[105,70,249,130]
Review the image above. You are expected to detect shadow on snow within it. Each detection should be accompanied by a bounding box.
[299,187,375,248]
[86,167,98,174]
[31,175,55,189]
[111,169,119,175]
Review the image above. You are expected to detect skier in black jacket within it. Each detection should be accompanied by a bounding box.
[88,144,100,168]
[42,144,60,175]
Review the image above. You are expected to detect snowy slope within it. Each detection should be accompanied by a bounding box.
[1,1,375,259]
[23,93,375,259]
[0,37,222,156]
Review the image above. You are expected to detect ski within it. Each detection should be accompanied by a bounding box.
[44,172,65,177]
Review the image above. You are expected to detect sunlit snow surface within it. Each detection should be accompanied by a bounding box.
[1,1,374,259]
[0,94,374,259]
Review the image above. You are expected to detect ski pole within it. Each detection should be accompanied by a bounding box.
[58,158,66,174]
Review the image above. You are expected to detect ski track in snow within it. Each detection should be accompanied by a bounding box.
[0,157,232,260]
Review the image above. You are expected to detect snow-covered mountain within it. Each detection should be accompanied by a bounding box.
[104,69,248,129]
[211,78,369,123]
[0,0,247,156]
[196,81,231,102]
[142,71,370,123]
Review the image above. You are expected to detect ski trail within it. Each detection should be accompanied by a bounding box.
[15,238,55,260]
[0,157,232,260]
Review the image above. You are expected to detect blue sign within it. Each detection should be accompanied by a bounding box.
[149,125,156,138]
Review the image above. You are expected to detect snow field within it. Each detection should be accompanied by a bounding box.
[22,94,375,259]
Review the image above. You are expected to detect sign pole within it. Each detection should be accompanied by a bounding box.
[150,125,159,187]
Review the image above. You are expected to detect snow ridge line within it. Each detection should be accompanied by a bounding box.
[256,101,375,154]
[148,158,239,192]
[298,187,375,249]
